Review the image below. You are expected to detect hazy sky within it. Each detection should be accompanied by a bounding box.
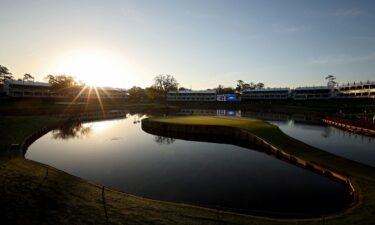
[0,0,374,89]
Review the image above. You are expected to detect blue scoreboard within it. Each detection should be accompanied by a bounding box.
[216,94,238,102]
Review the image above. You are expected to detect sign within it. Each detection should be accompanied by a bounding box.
[216,94,238,102]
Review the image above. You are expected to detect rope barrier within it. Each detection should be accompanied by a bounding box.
[34,167,48,192]
[102,186,109,225]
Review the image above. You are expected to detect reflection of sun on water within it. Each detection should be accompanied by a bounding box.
[54,49,126,87]
[91,121,115,133]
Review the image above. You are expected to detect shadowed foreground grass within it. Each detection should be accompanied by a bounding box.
[1,116,375,224]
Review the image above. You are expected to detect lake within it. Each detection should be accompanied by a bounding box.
[26,113,352,217]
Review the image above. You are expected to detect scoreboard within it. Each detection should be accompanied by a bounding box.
[216,94,238,102]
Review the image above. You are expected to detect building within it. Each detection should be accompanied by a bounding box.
[64,86,128,99]
[167,90,216,101]
[0,84,6,97]
[95,87,129,99]
[292,86,334,100]
[336,81,375,98]
[2,80,128,99]
[241,88,291,100]
[3,80,51,97]
[179,109,241,116]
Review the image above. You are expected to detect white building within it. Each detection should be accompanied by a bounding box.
[2,80,128,99]
[167,90,216,101]
[336,81,375,98]
[3,80,52,97]
[241,88,291,100]
[292,86,334,100]
[70,86,129,99]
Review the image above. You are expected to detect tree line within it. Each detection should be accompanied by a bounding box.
[0,65,35,83]
[213,80,265,94]
[127,78,267,101]
[127,74,179,102]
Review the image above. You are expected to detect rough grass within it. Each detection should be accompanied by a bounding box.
[0,116,61,151]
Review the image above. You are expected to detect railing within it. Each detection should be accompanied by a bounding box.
[324,117,375,131]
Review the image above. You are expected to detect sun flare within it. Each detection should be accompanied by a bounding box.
[54,50,125,87]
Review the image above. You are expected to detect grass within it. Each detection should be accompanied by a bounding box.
[1,115,375,224]
[0,116,61,152]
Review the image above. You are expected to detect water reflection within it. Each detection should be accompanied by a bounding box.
[132,114,142,124]
[321,126,331,138]
[179,109,241,117]
[154,136,175,145]
[269,119,375,167]
[52,122,91,140]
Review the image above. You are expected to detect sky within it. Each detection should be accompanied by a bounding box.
[0,0,374,89]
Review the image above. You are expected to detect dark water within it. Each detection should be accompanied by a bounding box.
[26,114,352,217]
[268,120,375,167]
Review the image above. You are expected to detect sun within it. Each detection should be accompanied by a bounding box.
[55,49,125,87]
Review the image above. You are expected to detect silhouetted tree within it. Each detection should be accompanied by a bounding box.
[255,82,264,89]
[0,65,13,84]
[235,80,257,92]
[152,74,179,100]
[325,75,337,87]
[23,73,34,82]
[236,80,245,92]
[178,87,188,91]
[215,84,225,93]
[128,86,146,102]
[243,82,252,90]
[248,82,256,89]
[145,86,163,101]
[215,84,235,94]
[222,87,235,94]
[44,74,78,90]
